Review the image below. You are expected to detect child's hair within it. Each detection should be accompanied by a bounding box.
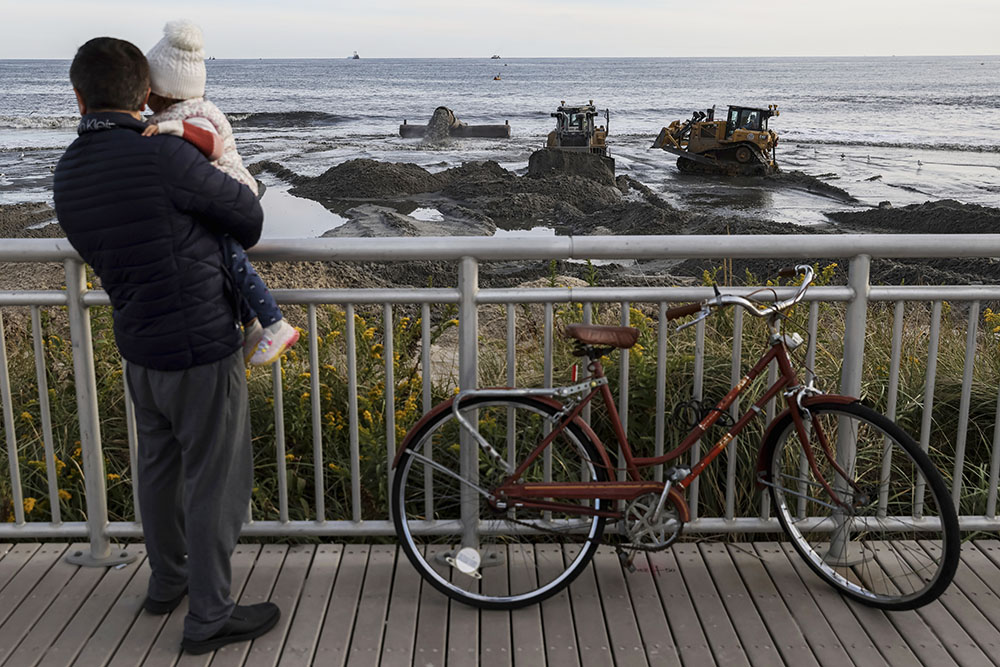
[70,37,149,111]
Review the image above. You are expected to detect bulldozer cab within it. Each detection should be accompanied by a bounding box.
[548,100,610,155]
[725,106,774,138]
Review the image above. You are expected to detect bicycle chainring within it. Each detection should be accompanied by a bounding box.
[621,492,684,551]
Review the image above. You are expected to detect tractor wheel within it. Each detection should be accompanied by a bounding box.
[735,145,753,164]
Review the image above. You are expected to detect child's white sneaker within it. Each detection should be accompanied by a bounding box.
[250,320,300,366]
[243,319,264,365]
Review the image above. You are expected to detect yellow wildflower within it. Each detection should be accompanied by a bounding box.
[58,489,71,501]
[285,453,295,461]
[363,409,373,424]
[23,497,36,513]
[300,372,311,379]
[20,411,33,422]
[328,462,341,471]
[446,318,459,327]
[301,392,310,401]
[323,364,336,372]
[107,473,120,481]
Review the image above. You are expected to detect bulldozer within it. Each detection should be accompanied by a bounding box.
[547,100,610,157]
[652,104,780,176]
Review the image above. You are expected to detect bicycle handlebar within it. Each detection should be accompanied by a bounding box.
[667,264,815,323]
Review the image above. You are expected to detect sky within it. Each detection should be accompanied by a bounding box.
[1,0,998,59]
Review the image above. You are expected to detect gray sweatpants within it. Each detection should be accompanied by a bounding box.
[125,349,252,641]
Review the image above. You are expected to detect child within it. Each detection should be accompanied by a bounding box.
[143,19,297,365]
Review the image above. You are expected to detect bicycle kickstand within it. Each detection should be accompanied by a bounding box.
[616,546,638,573]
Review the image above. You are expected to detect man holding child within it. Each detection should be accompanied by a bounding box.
[53,36,278,654]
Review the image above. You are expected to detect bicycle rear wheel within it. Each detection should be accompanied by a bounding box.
[764,401,959,610]
[392,395,609,609]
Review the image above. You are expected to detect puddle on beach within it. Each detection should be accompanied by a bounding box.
[259,183,347,237]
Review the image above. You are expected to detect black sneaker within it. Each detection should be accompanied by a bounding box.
[143,587,187,615]
[181,602,280,655]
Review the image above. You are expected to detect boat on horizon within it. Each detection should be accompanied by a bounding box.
[491,54,501,59]
[351,51,360,60]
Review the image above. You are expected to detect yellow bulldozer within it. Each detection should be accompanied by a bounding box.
[652,104,780,176]
[547,100,610,157]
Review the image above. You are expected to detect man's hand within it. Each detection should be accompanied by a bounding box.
[142,124,160,137]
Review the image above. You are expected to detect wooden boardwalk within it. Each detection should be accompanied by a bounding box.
[2,541,1000,666]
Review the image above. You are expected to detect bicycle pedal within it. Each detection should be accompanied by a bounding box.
[617,549,637,573]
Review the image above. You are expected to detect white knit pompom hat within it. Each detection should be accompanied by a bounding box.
[146,20,206,99]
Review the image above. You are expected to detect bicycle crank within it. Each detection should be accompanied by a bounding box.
[621,492,685,551]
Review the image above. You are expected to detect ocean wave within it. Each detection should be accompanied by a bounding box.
[787,137,1000,153]
[0,115,77,130]
[226,111,352,128]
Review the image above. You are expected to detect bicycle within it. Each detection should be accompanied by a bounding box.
[391,265,960,611]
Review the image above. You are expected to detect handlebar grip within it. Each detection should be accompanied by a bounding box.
[777,265,799,278]
[665,302,703,320]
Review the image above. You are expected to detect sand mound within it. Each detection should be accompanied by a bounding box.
[826,199,1000,234]
[769,170,859,203]
[527,149,616,187]
[291,158,443,202]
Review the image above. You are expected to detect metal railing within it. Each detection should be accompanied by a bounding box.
[2,235,1000,566]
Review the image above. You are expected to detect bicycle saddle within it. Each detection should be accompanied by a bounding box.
[563,324,639,349]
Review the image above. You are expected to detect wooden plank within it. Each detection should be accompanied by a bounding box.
[0,543,38,594]
[950,542,1000,631]
[478,544,511,667]
[34,547,149,667]
[833,542,952,667]
[0,542,79,664]
[243,545,312,667]
[346,545,395,667]
[312,545,369,667]
[446,545,479,667]
[537,544,580,667]
[172,544,261,667]
[899,541,1000,664]
[867,541,989,666]
[776,542,890,666]
[70,554,153,667]
[0,544,12,560]
[750,542,852,666]
[564,544,612,667]
[644,548,714,666]
[411,546,449,667]
[275,545,341,667]
[207,544,288,667]
[725,544,819,667]
[672,543,749,667]
[621,553,680,667]
[376,547,420,667]
[0,543,65,629]
[590,547,648,667]
[4,543,106,667]
[697,543,784,666]
[506,544,544,667]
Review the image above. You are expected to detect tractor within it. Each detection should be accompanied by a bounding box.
[652,105,780,176]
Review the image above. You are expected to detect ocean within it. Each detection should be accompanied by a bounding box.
[1,56,998,235]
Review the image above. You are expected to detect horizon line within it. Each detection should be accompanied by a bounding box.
[2,54,998,61]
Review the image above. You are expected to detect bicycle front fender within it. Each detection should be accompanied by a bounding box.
[753,394,860,488]
[390,392,615,475]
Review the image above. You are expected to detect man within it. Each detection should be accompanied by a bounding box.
[53,37,278,655]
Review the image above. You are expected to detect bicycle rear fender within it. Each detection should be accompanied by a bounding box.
[753,394,859,488]
[391,392,615,474]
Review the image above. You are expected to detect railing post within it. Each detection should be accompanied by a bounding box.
[63,259,135,567]
[840,254,871,400]
[828,254,870,564]
[458,257,479,547]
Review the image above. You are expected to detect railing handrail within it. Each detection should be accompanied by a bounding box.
[6,234,1000,262]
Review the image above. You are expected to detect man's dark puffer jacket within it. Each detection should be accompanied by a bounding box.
[54,112,263,371]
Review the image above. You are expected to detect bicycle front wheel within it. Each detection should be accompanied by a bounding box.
[764,401,959,610]
[392,395,609,609]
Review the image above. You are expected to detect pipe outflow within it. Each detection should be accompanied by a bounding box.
[400,106,511,139]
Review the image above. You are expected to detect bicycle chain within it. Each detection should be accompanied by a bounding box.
[498,510,677,553]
